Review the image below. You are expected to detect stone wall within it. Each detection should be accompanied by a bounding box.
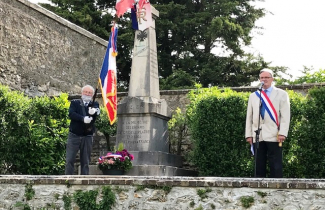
[1,175,325,210]
[0,0,107,97]
[117,83,325,113]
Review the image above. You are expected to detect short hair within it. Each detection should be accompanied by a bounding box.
[260,69,274,78]
[81,85,95,95]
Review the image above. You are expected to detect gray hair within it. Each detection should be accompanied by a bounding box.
[81,85,95,96]
[260,69,274,78]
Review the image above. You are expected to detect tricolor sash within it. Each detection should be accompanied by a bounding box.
[255,91,279,128]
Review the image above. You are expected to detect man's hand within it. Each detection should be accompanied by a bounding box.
[88,107,98,115]
[95,108,100,115]
[246,137,253,145]
[84,116,93,124]
[278,135,286,143]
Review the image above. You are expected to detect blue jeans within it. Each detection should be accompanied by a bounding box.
[65,132,93,175]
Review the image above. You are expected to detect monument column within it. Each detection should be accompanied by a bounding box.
[117,6,171,152]
[116,6,195,176]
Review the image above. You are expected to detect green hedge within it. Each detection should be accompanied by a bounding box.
[0,84,116,175]
[282,90,307,178]
[3,83,325,178]
[187,86,325,178]
[0,85,69,175]
[289,87,325,178]
[187,87,252,176]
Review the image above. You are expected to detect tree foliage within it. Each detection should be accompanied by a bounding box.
[40,0,286,90]
[155,0,269,87]
[276,67,325,85]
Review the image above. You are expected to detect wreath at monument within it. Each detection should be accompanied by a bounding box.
[97,143,134,175]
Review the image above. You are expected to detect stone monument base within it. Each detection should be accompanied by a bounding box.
[83,165,198,176]
[81,151,198,176]
[130,151,183,167]
[125,165,198,176]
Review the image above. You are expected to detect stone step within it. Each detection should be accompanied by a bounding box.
[82,165,198,176]
[128,151,183,167]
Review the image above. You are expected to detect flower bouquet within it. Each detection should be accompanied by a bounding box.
[97,143,134,173]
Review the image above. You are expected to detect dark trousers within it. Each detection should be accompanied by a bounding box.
[253,141,283,178]
[65,132,93,175]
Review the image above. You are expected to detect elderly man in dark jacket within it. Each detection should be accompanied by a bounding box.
[65,85,100,175]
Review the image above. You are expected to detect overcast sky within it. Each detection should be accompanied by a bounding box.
[248,0,325,77]
[28,0,325,78]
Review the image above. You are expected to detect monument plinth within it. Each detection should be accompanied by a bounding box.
[116,6,196,176]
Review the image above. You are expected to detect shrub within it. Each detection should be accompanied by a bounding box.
[282,90,307,178]
[95,106,117,150]
[168,107,188,155]
[0,84,69,174]
[291,87,325,178]
[187,87,252,176]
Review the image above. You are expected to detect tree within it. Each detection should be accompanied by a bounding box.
[154,0,284,88]
[276,67,325,85]
[40,0,286,90]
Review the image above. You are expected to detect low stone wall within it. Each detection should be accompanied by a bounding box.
[1,175,325,210]
[117,83,325,113]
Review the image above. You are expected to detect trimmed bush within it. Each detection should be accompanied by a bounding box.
[187,86,325,178]
[187,87,252,176]
[0,85,69,175]
[282,90,307,178]
[291,87,325,178]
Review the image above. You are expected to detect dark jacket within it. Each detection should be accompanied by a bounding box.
[68,99,99,136]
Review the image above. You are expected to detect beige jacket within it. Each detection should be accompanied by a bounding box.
[245,87,290,142]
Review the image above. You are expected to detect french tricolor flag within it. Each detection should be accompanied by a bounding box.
[99,26,118,125]
[115,0,134,17]
[137,0,146,10]
[131,2,152,31]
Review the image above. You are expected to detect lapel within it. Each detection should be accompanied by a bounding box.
[79,99,87,116]
[268,86,278,102]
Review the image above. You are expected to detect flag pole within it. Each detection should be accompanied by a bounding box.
[98,23,119,125]
[90,82,99,108]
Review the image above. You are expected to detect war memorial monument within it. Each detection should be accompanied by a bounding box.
[115,6,196,176]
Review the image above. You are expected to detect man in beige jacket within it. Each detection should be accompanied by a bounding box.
[245,69,290,178]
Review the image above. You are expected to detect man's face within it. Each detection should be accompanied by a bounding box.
[81,87,93,102]
[82,87,93,97]
[259,71,274,89]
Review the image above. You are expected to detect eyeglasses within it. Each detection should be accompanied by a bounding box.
[259,77,272,79]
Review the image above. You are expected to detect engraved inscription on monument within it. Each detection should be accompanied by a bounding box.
[150,48,158,79]
[120,119,150,145]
